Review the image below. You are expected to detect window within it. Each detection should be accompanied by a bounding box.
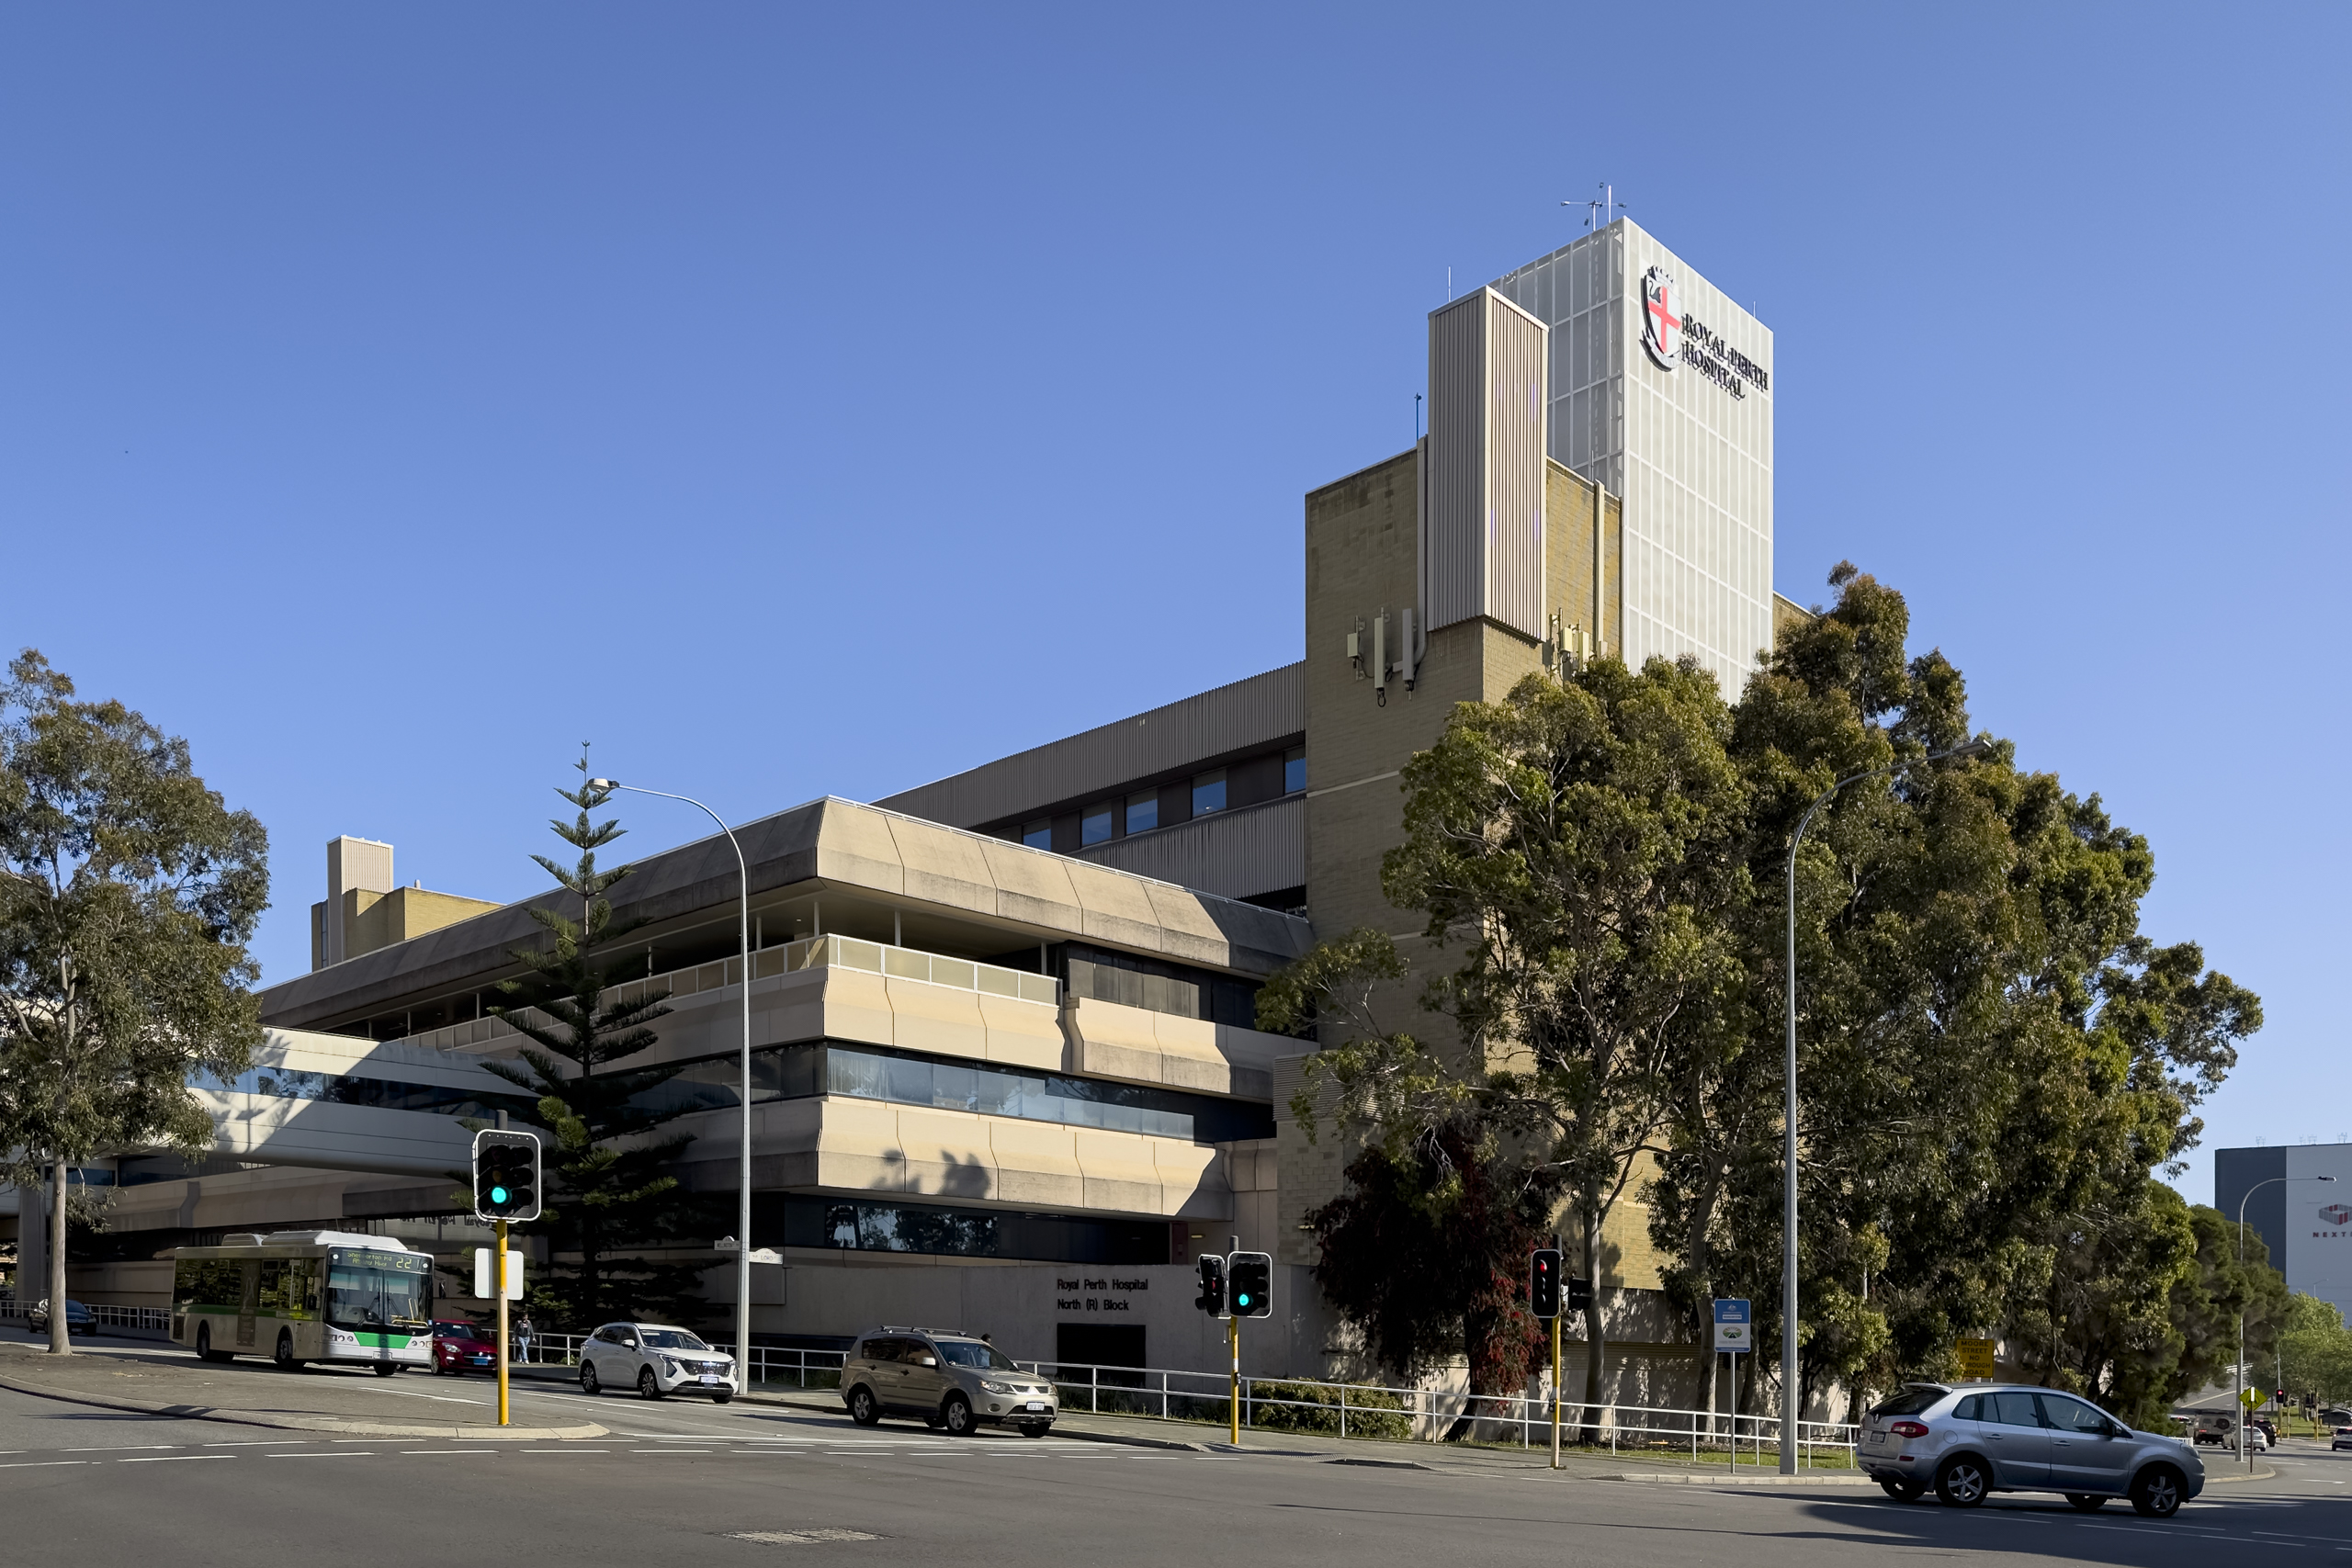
[1986,1392,2046,1428]
[1125,790,1159,834]
[1872,1387,1949,1417]
[1081,803,1114,846]
[1284,747,1306,795]
[2041,1395,2113,1434]
[1192,769,1227,816]
[1953,1393,1984,1421]
[1021,818,1051,850]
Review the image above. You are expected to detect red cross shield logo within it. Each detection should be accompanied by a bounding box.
[1640,265,1681,370]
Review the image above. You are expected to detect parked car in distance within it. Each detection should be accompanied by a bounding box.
[1860,1384,2203,1518]
[28,1299,95,1337]
[2189,1413,2264,1450]
[575,1322,737,1403]
[2331,1426,2352,1452]
[430,1319,497,1375]
[840,1326,1058,1438]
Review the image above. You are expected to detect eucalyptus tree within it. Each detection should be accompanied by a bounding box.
[0,651,266,1355]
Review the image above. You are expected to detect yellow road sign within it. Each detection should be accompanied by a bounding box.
[2241,1386,2263,1407]
[1954,1337,1997,1379]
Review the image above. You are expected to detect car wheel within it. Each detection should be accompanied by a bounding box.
[2131,1465,2185,1519]
[1936,1455,1989,1508]
[638,1366,663,1401]
[1018,1423,1051,1439]
[2065,1494,2108,1512]
[275,1330,300,1371]
[847,1385,879,1427]
[372,1361,401,1378]
[1878,1477,1925,1501]
[580,1361,602,1396]
[942,1393,976,1437]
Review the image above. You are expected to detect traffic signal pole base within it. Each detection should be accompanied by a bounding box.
[495,1218,510,1427]
[1550,1314,1563,1469]
[1228,1314,1240,1447]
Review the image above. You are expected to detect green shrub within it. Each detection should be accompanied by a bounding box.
[1244,1380,1412,1440]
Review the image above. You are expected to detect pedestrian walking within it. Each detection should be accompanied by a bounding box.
[514,1313,534,1365]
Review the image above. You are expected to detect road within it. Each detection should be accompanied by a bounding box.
[3,1337,2348,1568]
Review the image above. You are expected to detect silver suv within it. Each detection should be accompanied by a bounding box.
[1860,1383,2204,1517]
[841,1327,1058,1438]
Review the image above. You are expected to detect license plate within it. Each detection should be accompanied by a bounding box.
[1024,1402,1046,1412]
[1864,1431,1885,1448]
[472,1356,492,1366]
[700,1374,723,1385]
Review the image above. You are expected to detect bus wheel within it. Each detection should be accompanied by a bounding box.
[195,1323,223,1363]
[274,1331,300,1371]
[372,1362,401,1378]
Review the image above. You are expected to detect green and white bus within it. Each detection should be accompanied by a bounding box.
[171,1230,433,1374]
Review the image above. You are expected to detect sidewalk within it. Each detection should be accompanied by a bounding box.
[668,1371,1876,1484]
[0,1339,605,1440]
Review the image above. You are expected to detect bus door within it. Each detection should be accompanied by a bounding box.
[237,1261,259,1348]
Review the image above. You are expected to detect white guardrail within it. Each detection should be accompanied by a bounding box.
[531,1332,1854,1462]
[0,1298,172,1333]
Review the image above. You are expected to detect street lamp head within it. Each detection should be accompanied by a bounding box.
[587,778,618,790]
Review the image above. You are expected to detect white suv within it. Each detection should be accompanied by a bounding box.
[578,1322,739,1403]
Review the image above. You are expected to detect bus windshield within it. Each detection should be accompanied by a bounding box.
[325,1249,431,1331]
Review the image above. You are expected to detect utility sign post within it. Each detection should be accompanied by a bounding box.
[472,1130,541,1427]
[1713,1299,1750,1461]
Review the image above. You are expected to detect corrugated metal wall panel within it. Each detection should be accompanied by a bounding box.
[1487,291,1547,637]
[1073,795,1304,904]
[874,663,1305,831]
[1427,289,1548,636]
[1425,293,1487,631]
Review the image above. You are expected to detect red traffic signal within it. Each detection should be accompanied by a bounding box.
[1530,1248,1562,1319]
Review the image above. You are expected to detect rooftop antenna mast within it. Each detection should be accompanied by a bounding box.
[1563,183,1630,231]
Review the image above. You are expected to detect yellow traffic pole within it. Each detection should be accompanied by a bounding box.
[1228,1314,1240,1447]
[1551,1312,1563,1469]
[495,1219,510,1427]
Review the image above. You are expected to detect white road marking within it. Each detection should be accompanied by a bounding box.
[401,1450,493,1456]
[269,1451,370,1459]
[63,1445,179,1452]
[118,1454,232,1462]
[0,1461,89,1470]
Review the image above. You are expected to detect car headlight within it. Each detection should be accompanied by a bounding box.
[662,1357,682,1374]
[981,1379,1016,1395]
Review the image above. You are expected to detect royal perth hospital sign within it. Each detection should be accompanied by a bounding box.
[1640,265,1769,400]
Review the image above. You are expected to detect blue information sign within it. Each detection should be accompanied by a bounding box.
[1712,1298,1751,1352]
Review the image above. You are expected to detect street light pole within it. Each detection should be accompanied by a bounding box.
[1780,739,1982,1473]
[591,779,754,1391]
[2236,1172,2333,1472]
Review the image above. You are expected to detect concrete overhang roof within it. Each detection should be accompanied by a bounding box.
[260,795,1315,1031]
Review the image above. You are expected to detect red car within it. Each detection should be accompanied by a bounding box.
[430,1319,497,1375]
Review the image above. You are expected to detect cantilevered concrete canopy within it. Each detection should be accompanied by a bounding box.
[261,796,1315,1033]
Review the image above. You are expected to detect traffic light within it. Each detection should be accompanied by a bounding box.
[1193,1254,1227,1318]
[1530,1247,1562,1319]
[1228,1251,1272,1318]
[472,1130,541,1223]
[1566,1275,1593,1312]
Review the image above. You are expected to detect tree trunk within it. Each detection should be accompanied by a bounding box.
[1579,1206,1605,1444]
[47,1157,69,1357]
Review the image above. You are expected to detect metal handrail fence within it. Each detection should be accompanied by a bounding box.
[517,1329,1852,1465]
[0,1297,172,1333]
[1020,1358,1859,1466]
[530,1330,846,1390]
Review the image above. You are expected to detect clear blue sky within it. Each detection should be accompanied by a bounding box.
[5,5,2345,1208]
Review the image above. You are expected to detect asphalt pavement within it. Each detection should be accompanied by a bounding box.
[6,1321,2348,1568]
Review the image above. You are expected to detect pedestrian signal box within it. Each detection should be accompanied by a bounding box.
[1193,1254,1227,1318]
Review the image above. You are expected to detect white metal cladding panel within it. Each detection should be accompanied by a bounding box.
[1073,795,1304,903]
[1425,291,1489,631]
[1492,220,1768,689]
[874,664,1306,829]
[1486,293,1547,637]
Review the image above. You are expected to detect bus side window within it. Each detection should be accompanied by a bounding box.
[258,1260,288,1314]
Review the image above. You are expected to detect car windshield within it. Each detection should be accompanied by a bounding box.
[639,1329,710,1351]
[1871,1387,1948,1418]
[434,1322,481,1338]
[935,1340,1020,1371]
